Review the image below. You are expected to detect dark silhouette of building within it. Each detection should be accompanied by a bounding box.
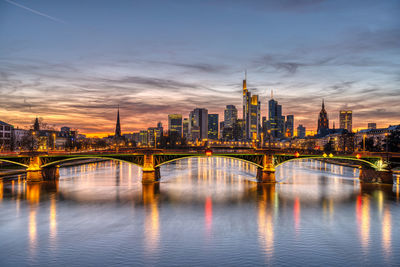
[115,107,121,137]
[317,99,329,136]
[268,91,285,138]
[34,117,40,131]
[297,124,306,138]
[207,114,218,140]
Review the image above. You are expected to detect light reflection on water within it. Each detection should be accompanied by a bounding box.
[0,158,399,266]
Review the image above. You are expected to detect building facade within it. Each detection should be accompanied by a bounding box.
[207,114,218,140]
[339,110,352,133]
[317,100,329,136]
[189,108,208,141]
[168,114,182,137]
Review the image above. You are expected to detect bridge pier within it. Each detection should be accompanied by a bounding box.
[42,166,60,180]
[26,156,43,182]
[26,156,60,182]
[257,154,276,183]
[359,168,393,184]
[142,154,160,183]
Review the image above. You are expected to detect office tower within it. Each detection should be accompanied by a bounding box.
[368,123,376,129]
[139,130,148,146]
[268,91,285,138]
[297,124,306,138]
[157,122,163,137]
[189,108,208,141]
[182,118,189,139]
[285,115,294,137]
[224,105,238,128]
[115,107,121,137]
[242,72,260,140]
[249,95,261,140]
[339,110,352,132]
[317,99,329,136]
[168,114,182,137]
[208,114,219,140]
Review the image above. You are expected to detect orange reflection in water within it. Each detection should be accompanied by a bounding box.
[143,184,160,254]
[26,183,40,204]
[49,196,57,245]
[357,195,370,252]
[29,206,38,257]
[294,197,300,234]
[258,185,275,259]
[382,206,391,259]
[205,197,213,235]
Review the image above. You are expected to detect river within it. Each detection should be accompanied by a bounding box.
[0,158,399,266]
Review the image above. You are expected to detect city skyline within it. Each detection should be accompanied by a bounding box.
[1,0,399,136]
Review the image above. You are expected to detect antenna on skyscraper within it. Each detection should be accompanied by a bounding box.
[245,69,247,80]
[271,89,274,99]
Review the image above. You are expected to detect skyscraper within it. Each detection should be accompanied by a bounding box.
[224,105,237,128]
[317,100,329,136]
[115,107,121,137]
[339,110,352,132]
[189,108,208,141]
[297,124,306,138]
[285,115,294,137]
[182,118,189,139]
[268,91,285,138]
[207,114,218,140]
[249,95,261,140]
[168,114,182,137]
[242,72,260,140]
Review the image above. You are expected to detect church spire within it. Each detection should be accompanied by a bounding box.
[33,117,40,131]
[115,106,121,137]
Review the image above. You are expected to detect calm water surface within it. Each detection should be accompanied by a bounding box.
[0,158,399,266]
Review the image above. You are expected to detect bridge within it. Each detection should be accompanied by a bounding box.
[0,149,394,184]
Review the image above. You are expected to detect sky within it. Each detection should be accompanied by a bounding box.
[0,0,399,137]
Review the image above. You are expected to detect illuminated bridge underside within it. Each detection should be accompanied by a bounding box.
[0,153,391,184]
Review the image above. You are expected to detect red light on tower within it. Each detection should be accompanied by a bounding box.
[295,152,300,158]
[356,154,361,159]
[205,149,212,157]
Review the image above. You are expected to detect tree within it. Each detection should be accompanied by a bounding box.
[20,131,39,152]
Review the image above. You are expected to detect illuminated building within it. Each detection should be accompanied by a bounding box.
[0,121,13,151]
[268,91,285,138]
[317,99,329,136]
[207,114,218,140]
[183,118,189,139]
[156,122,163,137]
[339,110,352,133]
[168,114,182,137]
[139,130,148,146]
[224,105,237,128]
[297,124,306,138]
[285,115,294,137]
[189,108,208,141]
[242,72,260,140]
